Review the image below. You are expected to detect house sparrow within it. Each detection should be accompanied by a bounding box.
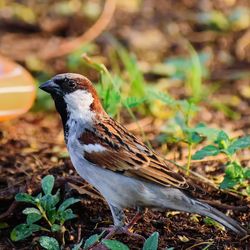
[40,73,247,238]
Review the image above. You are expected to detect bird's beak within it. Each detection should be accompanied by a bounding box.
[39,80,59,94]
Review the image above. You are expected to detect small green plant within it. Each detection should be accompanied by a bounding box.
[164,47,210,103]
[203,217,225,231]
[10,174,164,249]
[155,90,250,194]
[82,51,147,119]
[82,54,122,118]
[192,131,250,193]
[81,231,160,250]
[150,90,218,174]
[142,232,159,250]
[116,47,146,99]
[11,175,80,246]
[39,236,60,250]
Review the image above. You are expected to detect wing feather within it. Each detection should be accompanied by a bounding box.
[80,116,193,191]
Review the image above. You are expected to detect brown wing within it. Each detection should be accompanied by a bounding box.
[80,116,194,191]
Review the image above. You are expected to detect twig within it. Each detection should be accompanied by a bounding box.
[186,241,214,250]
[39,0,116,60]
[77,224,82,243]
[198,199,249,211]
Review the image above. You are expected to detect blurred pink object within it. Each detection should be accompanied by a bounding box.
[0,55,36,121]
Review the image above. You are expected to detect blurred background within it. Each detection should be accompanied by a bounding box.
[0,0,249,120]
[0,0,249,118]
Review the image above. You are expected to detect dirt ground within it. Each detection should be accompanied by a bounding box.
[0,113,249,249]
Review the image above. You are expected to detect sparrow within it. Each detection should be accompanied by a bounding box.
[39,73,247,238]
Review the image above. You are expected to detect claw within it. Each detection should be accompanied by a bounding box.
[97,210,145,241]
[101,225,145,240]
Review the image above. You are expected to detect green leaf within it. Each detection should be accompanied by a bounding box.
[42,175,55,195]
[186,43,203,102]
[192,124,220,141]
[244,168,250,179]
[219,176,239,189]
[36,193,43,200]
[117,48,146,98]
[123,97,146,109]
[26,213,42,224]
[227,136,250,155]
[246,186,250,195]
[164,51,210,80]
[40,194,56,211]
[192,145,220,160]
[51,224,61,232]
[83,234,100,249]
[186,131,203,144]
[72,239,83,250]
[23,207,41,215]
[217,130,230,142]
[11,223,40,241]
[143,232,159,250]
[177,100,199,116]
[15,193,36,205]
[39,236,60,250]
[58,198,80,212]
[58,209,77,224]
[97,77,121,118]
[225,162,244,179]
[40,190,60,211]
[219,162,246,190]
[51,189,60,207]
[215,131,230,149]
[47,208,57,224]
[150,90,177,107]
[203,217,225,231]
[102,240,129,250]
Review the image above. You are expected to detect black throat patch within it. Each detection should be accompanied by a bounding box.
[52,95,69,142]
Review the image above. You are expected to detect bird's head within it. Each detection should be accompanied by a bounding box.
[39,73,104,125]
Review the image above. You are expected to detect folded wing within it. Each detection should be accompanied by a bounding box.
[79,116,194,191]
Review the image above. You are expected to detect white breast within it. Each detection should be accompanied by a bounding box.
[66,119,158,208]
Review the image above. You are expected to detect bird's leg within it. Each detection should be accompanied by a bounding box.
[102,204,144,240]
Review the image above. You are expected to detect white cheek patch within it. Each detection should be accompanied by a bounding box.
[64,89,94,122]
[83,144,106,153]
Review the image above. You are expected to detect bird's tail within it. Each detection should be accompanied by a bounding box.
[159,189,248,236]
[191,199,247,236]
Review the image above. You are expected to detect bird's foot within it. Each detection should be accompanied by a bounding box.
[101,225,145,240]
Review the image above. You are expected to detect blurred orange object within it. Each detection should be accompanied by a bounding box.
[0,55,36,121]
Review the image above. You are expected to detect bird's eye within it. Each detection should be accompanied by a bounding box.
[68,80,76,88]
